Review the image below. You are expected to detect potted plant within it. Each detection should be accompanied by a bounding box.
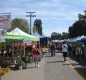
[17,59,23,70]
[22,55,33,69]
[22,56,29,69]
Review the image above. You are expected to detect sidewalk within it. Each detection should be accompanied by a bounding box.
[4,58,45,80]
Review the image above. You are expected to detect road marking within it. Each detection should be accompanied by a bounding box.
[66,61,74,69]
[65,60,85,80]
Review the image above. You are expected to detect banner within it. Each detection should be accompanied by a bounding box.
[0,14,11,30]
[0,29,7,35]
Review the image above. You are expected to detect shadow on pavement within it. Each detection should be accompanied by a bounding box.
[71,63,80,66]
[69,55,86,66]
[9,67,20,71]
[47,60,64,63]
[9,65,35,71]
[74,67,86,80]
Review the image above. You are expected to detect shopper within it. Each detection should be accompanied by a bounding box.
[32,45,40,67]
[62,42,68,61]
[50,43,55,57]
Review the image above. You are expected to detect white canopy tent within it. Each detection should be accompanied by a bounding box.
[8,28,39,41]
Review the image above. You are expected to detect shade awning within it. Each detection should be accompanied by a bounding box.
[7,28,39,41]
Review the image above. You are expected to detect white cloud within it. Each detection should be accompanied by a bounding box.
[34,1,60,7]
[36,10,79,21]
[0,0,86,36]
[43,26,68,36]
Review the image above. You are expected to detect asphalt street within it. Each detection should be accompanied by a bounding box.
[44,53,85,80]
[5,52,86,80]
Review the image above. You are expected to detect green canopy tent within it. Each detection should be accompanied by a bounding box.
[4,35,23,41]
[6,28,39,55]
[7,28,39,41]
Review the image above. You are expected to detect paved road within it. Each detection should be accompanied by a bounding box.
[4,58,45,80]
[4,52,86,80]
[44,53,85,80]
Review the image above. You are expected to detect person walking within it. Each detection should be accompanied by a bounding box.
[32,45,40,67]
[62,42,68,61]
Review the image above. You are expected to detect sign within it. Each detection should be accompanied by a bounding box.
[0,29,7,35]
[0,14,11,30]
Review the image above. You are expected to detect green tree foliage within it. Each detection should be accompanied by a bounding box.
[61,32,68,39]
[68,26,74,38]
[68,12,86,38]
[69,20,86,38]
[8,18,29,33]
[51,32,68,40]
[51,32,61,40]
[33,19,42,35]
[33,25,36,33]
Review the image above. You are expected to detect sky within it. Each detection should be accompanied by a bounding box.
[0,0,86,36]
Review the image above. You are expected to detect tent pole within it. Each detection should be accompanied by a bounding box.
[12,42,14,55]
[24,43,25,56]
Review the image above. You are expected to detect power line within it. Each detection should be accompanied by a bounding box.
[26,12,36,35]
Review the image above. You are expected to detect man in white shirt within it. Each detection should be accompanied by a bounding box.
[62,42,68,61]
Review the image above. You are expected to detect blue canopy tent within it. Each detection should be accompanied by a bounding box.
[33,32,44,38]
[66,35,85,43]
[33,32,48,47]
[81,36,86,42]
[40,37,48,46]
[75,35,85,42]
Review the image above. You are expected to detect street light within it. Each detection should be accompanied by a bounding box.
[26,12,36,35]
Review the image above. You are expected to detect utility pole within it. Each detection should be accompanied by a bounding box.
[26,12,36,35]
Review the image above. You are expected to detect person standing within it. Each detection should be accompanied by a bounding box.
[62,42,68,61]
[68,44,72,58]
[32,45,40,67]
[50,43,55,57]
[75,44,82,64]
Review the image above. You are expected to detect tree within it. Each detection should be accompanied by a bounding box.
[51,32,68,40]
[68,11,86,38]
[69,20,86,38]
[33,19,42,35]
[8,18,29,33]
[68,26,74,38]
[61,32,68,39]
[51,32,61,40]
